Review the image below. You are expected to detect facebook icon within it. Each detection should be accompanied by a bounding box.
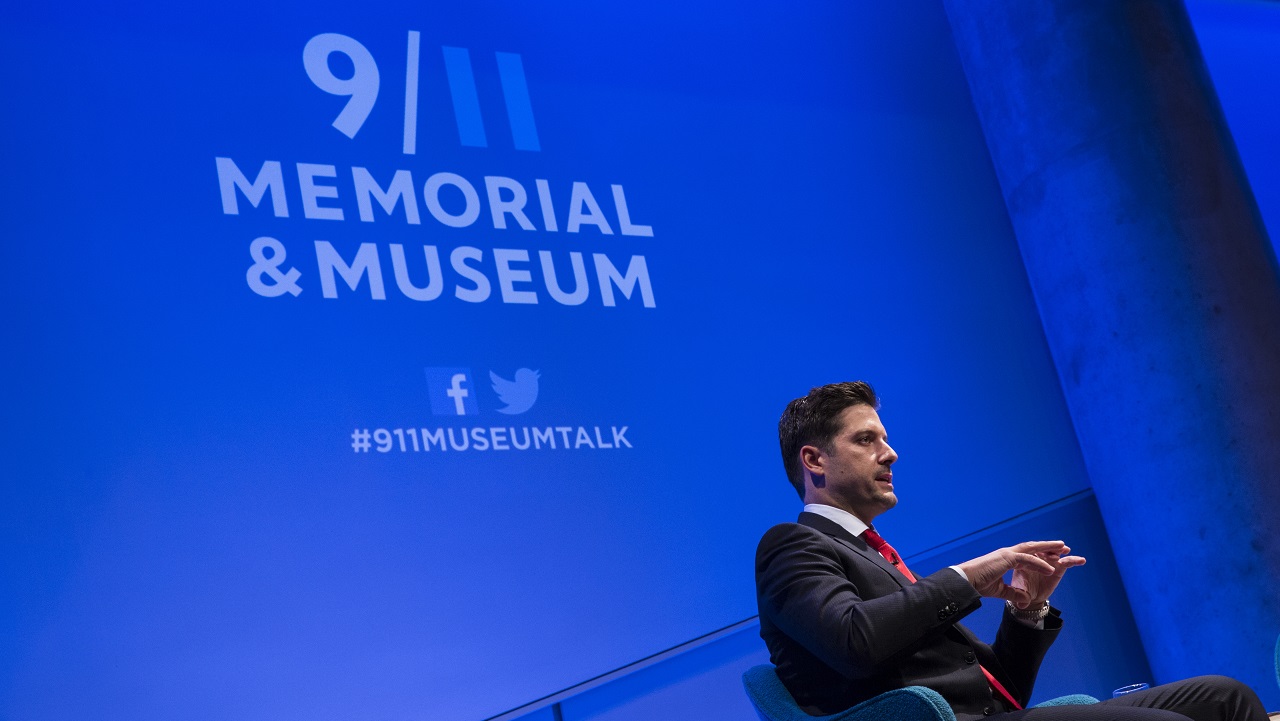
[424,367,480,416]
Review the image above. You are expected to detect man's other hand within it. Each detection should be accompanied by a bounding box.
[1011,543,1086,608]
[957,541,1077,608]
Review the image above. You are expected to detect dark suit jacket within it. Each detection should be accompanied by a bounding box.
[755,512,1061,720]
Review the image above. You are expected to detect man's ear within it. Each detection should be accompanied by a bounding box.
[799,445,825,477]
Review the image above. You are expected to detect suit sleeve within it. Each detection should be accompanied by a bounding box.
[756,523,983,679]
[987,603,1063,706]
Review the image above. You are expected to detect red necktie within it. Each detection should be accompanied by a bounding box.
[862,528,918,582]
[862,528,1023,711]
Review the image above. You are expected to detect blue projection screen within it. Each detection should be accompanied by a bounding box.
[2,3,1090,720]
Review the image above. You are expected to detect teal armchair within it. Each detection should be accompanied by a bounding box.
[742,665,1098,721]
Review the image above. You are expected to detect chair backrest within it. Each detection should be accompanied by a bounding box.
[740,665,956,721]
[742,665,808,721]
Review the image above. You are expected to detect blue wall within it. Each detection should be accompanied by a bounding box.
[2,1,1277,720]
[1190,0,1280,252]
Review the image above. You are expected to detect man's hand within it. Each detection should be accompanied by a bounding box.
[957,541,1078,608]
[1010,543,1086,608]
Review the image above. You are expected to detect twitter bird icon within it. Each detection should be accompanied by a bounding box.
[490,368,540,414]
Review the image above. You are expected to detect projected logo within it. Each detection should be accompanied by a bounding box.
[490,369,540,414]
[303,32,540,154]
[424,366,540,416]
[424,367,481,416]
[216,30,659,309]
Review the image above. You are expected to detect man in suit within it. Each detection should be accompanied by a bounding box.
[756,381,1268,721]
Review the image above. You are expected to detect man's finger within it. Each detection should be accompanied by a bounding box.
[1015,540,1067,554]
[1012,552,1056,575]
[1059,555,1087,568]
[1002,585,1032,607]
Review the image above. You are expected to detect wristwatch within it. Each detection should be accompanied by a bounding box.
[1007,600,1051,622]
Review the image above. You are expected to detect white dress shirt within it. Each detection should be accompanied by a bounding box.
[802,503,969,582]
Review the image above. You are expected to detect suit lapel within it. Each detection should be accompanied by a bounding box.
[797,512,908,589]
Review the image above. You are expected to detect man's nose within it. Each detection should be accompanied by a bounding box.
[881,442,898,465]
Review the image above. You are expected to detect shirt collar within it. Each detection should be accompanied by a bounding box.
[802,503,871,538]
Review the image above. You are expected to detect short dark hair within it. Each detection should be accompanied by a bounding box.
[777,381,880,499]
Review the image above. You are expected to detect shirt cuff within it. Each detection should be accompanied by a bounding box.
[1015,615,1046,630]
[949,565,968,583]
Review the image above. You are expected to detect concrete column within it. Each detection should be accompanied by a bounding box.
[943,0,1280,703]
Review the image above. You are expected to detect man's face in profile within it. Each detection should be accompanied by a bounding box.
[805,404,899,524]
